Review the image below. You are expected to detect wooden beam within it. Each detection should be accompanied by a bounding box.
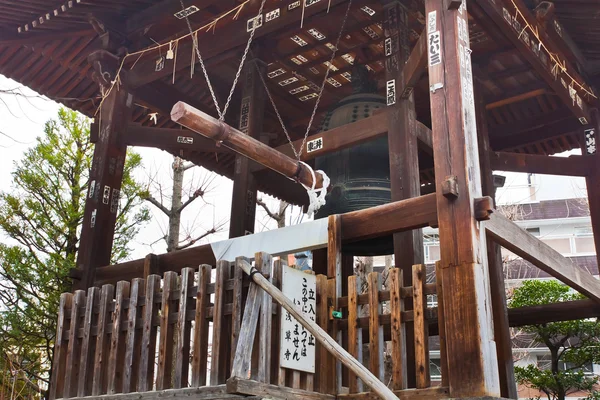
[0,29,94,46]
[425,0,500,396]
[476,83,517,399]
[229,54,265,237]
[126,0,218,36]
[128,0,368,88]
[337,386,449,400]
[254,110,432,172]
[485,212,600,303]
[581,110,600,287]
[227,377,334,400]
[509,299,600,327]
[472,0,593,124]
[490,151,590,176]
[486,88,547,110]
[124,124,229,153]
[383,0,424,389]
[341,193,437,243]
[76,50,134,290]
[171,102,325,189]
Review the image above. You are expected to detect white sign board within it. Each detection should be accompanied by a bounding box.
[280,266,317,373]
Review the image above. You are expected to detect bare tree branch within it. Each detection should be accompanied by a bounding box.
[144,195,171,217]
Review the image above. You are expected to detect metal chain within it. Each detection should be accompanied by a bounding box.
[256,0,354,160]
[180,0,267,121]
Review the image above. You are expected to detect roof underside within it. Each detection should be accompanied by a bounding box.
[0,0,598,205]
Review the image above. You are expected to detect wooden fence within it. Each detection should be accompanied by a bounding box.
[50,253,447,400]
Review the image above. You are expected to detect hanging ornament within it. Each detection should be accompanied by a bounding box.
[166,41,175,60]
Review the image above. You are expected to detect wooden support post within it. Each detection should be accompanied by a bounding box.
[582,110,600,273]
[475,82,517,399]
[425,0,500,396]
[229,53,266,237]
[76,50,134,290]
[327,215,342,393]
[383,1,424,387]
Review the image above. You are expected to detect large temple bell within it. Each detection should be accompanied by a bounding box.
[315,65,394,255]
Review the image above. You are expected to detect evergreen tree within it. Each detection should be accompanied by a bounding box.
[0,108,150,398]
[510,280,600,400]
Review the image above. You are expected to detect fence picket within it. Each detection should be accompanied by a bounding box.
[49,293,72,400]
[107,281,131,394]
[256,252,273,383]
[92,284,115,396]
[368,272,384,382]
[138,275,160,392]
[435,261,448,386]
[347,275,363,393]
[123,278,145,393]
[210,260,228,385]
[413,264,430,389]
[192,265,211,386]
[174,268,194,388]
[78,287,100,397]
[390,268,406,390]
[63,290,86,398]
[157,271,177,390]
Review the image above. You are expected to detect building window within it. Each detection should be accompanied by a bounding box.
[526,227,541,236]
[430,358,442,380]
[575,226,593,237]
[427,294,438,308]
[537,354,594,375]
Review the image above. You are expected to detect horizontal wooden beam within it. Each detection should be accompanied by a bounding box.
[337,386,449,400]
[227,375,333,400]
[485,212,600,302]
[125,123,230,153]
[60,384,261,400]
[255,110,432,172]
[486,88,548,110]
[508,299,600,327]
[397,29,428,98]
[342,193,438,243]
[490,151,590,176]
[473,0,593,123]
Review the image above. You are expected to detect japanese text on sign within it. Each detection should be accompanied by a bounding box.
[280,266,317,373]
[585,129,596,155]
[307,137,323,153]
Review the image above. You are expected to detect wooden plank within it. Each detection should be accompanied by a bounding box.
[174,268,194,388]
[123,278,145,393]
[412,265,429,389]
[367,272,384,382]
[230,258,263,380]
[192,265,212,387]
[236,259,399,400]
[486,212,600,302]
[231,261,244,368]
[337,386,450,400]
[425,0,500,395]
[107,281,131,394]
[582,111,600,275]
[347,275,363,393]
[475,82,517,400]
[49,293,73,400]
[157,271,177,390]
[490,152,590,176]
[434,263,448,388]
[326,279,339,394]
[125,124,229,153]
[316,274,329,394]
[227,377,334,400]
[77,287,100,397]
[138,275,161,392]
[64,290,86,398]
[63,384,261,400]
[389,269,405,390]
[341,194,437,242]
[143,254,159,280]
[256,252,273,383]
[272,259,286,387]
[92,285,115,396]
[211,261,228,385]
[327,215,342,392]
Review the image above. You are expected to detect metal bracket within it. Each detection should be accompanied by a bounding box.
[430,82,444,93]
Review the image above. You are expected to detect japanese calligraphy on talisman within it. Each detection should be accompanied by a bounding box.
[585,129,596,155]
[280,266,317,373]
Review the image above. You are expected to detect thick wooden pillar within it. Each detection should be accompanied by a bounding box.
[425,0,500,397]
[583,110,600,270]
[383,0,423,388]
[475,82,517,399]
[228,55,266,238]
[76,50,134,289]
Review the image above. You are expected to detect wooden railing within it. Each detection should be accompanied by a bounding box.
[50,253,448,400]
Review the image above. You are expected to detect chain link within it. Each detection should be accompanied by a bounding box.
[180,0,267,121]
[256,0,354,161]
